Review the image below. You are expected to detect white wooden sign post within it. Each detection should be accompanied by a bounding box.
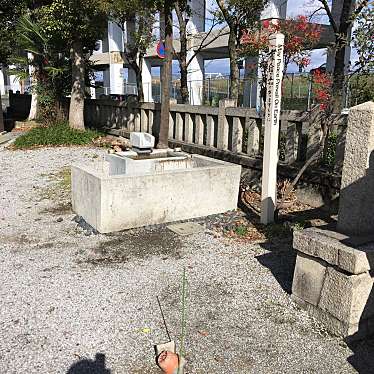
[261,32,285,224]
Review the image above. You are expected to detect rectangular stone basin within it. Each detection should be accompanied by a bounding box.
[71,152,241,233]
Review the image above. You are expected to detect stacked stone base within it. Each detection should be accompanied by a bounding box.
[292,228,374,340]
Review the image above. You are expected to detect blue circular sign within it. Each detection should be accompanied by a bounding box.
[156,41,165,59]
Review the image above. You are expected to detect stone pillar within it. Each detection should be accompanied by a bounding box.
[291,102,374,340]
[187,0,205,105]
[338,102,374,236]
[108,21,124,95]
[243,57,258,108]
[217,99,236,150]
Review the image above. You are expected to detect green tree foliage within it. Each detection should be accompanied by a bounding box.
[0,0,26,64]
[11,14,51,120]
[37,0,107,129]
[317,0,372,112]
[352,6,374,74]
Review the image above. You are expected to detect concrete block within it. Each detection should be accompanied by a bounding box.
[293,228,374,274]
[319,267,373,325]
[292,252,327,306]
[130,132,155,149]
[72,154,241,233]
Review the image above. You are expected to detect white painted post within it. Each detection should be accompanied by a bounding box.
[260,33,284,225]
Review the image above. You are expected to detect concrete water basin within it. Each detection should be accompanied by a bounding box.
[71,150,241,233]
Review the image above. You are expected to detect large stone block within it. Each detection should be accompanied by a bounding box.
[292,252,327,306]
[293,228,374,275]
[292,228,374,338]
[293,266,374,338]
[318,267,373,325]
[338,101,374,236]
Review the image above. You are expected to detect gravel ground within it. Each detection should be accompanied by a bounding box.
[0,145,372,374]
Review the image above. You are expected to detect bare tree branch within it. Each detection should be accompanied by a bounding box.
[186,27,230,67]
[318,0,339,33]
[308,6,325,21]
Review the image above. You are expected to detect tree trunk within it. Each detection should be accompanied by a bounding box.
[180,59,189,104]
[276,112,329,212]
[228,27,239,104]
[158,0,173,149]
[0,93,4,132]
[131,60,144,102]
[136,69,144,102]
[69,40,85,130]
[175,2,189,104]
[331,0,354,113]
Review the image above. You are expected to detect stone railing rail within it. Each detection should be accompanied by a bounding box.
[82,98,347,172]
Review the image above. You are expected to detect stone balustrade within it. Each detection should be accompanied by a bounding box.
[9,91,348,187]
[82,98,347,171]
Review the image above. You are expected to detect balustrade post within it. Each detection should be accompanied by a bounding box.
[232,117,243,153]
[217,99,236,150]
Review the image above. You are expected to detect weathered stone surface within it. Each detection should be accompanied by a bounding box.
[293,227,374,274]
[293,228,339,265]
[292,102,374,339]
[338,101,374,236]
[293,293,374,340]
[292,294,353,337]
[292,230,374,338]
[72,154,241,233]
[292,252,327,306]
[318,267,373,325]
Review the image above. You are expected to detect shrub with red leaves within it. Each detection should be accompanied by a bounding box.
[312,68,332,111]
[240,15,321,72]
